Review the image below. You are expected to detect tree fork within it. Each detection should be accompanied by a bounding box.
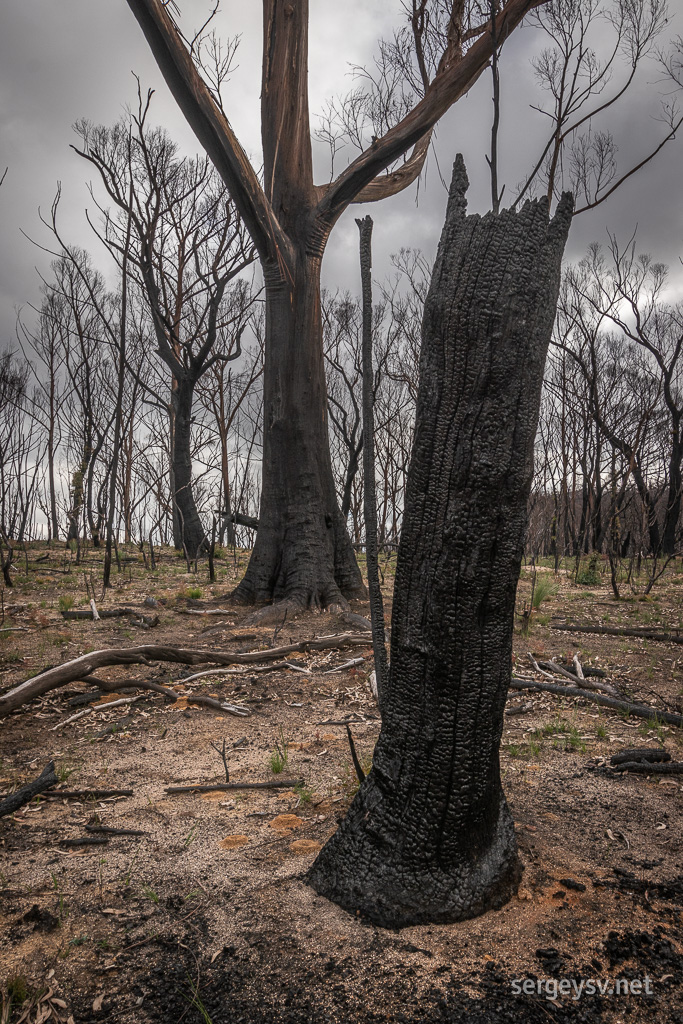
[308,160,573,927]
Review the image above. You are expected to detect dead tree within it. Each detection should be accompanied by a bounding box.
[357,216,387,703]
[73,97,255,557]
[308,159,573,926]
[123,0,546,614]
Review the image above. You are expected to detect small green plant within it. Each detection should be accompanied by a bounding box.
[58,594,74,612]
[563,726,586,753]
[519,570,557,635]
[69,934,89,947]
[577,554,601,586]
[183,826,198,848]
[532,575,558,609]
[183,976,214,1024]
[122,850,139,887]
[186,587,202,600]
[269,727,289,774]
[51,872,68,923]
[56,763,76,783]
[532,715,585,751]
[142,885,160,904]
[2,975,33,1022]
[294,783,313,806]
[527,740,542,758]
[596,723,607,740]
[506,744,521,757]
[6,975,28,1005]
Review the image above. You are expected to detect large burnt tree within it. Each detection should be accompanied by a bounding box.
[308,159,573,926]
[123,0,547,613]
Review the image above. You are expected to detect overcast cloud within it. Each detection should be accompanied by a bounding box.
[1,0,682,349]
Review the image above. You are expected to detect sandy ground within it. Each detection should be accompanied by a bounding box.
[0,546,682,1023]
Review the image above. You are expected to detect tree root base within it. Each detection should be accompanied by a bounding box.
[307,785,521,928]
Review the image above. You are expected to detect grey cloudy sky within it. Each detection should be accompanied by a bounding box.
[1,0,682,348]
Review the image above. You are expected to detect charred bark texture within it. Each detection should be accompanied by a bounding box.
[358,216,387,704]
[231,257,365,612]
[172,378,208,557]
[308,159,573,927]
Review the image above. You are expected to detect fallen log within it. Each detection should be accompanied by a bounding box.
[509,677,683,728]
[176,609,241,618]
[43,788,134,799]
[0,761,58,817]
[611,748,671,766]
[505,702,535,716]
[611,761,683,775]
[85,825,147,836]
[61,608,159,627]
[551,623,683,645]
[0,635,371,717]
[165,779,300,794]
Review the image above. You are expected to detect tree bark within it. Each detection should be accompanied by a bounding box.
[357,216,387,703]
[123,0,544,611]
[171,376,208,557]
[231,256,364,611]
[307,159,573,927]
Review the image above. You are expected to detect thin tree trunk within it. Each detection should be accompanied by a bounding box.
[104,181,133,588]
[357,215,387,704]
[308,159,573,927]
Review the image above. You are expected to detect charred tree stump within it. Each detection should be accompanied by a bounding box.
[308,158,573,927]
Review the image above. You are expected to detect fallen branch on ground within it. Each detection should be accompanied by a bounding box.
[176,608,240,617]
[165,779,300,794]
[50,695,143,730]
[0,634,371,717]
[61,607,158,627]
[510,677,683,727]
[551,623,683,644]
[611,748,671,766]
[0,761,58,817]
[505,702,535,716]
[611,761,683,775]
[536,659,620,696]
[60,836,109,847]
[85,825,147,836]
[42,788,134,799]
[323,657,365,675]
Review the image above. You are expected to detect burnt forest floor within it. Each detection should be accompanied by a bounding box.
[0,544,682,1024]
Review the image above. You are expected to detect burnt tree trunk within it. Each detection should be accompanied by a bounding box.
[232,257,364,610]
[171,376,208,557]
[123,0,544,614]
[308,159,572,927]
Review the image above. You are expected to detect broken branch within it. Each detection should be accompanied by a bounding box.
[0,635,371,717]
[510,677,683,727]
[0,761,58,818]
